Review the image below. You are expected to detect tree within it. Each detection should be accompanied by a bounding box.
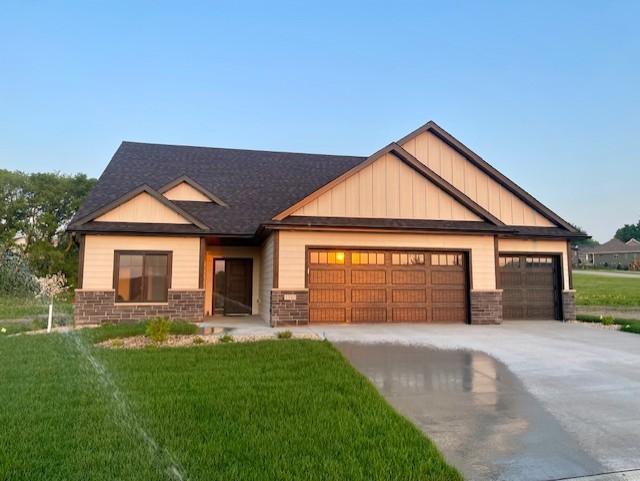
[570,225,599,248]
[0,170,96,287]
[615,221,640,243]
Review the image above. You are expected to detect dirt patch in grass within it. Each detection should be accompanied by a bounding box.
[97,332,320,349]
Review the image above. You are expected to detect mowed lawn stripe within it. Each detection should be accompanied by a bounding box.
[0,328,461,481]
[574,271,640,306]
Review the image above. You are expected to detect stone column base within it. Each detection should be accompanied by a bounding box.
[74,289,205,325]
[470,290,503,325]
[271,289,309,326]
[562,290,577,321]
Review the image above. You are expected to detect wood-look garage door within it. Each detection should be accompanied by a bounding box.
[308,249,468,323]
[498,254,561,320]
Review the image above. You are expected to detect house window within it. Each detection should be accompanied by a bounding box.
[115,251,171,302]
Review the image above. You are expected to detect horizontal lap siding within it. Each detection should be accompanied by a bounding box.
[82,235,200,290]
[278,231,496,290]
[498,239,570,290]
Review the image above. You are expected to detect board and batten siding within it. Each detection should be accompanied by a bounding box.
[292,152,480,221]
[277,230,497,291]
[203,246,261,316]
[401,132,555,227]
[81,235,200,290]
[95,192,191,224]
[163,182,211,202]
[260,234,275,322]
[498,239,570,289]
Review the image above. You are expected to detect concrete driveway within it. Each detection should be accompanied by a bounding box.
[310,322,640,481]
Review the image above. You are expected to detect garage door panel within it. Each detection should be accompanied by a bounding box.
[309,249,468,324]
[309,270,345,284]
[351,270,386,284]
[352,288,386,303]
[310,307,345,322]
[393,307,428,322]
[392,288,426,303]
[432,270,465,285]
[352,307,386,323]
[432,288,466,303]
[391,270,427,285]
[309,288,345,303]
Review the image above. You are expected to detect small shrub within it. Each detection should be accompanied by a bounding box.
[146,318,171,344]
[276,330,293,339]
[111,339,124,348]
[192,336,205,345]
[218,334,234,343]
[601,315,615,326]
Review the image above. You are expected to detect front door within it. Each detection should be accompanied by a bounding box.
[215,258,252,315]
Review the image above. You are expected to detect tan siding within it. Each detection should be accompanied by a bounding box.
[95,192,191,224]
[292,153,481,221]
[498,239,570,289]
[203,246,261,316]
[260,234,274,322]
[278,230,496,290]
[163,182,211,202]
[400,132,555,227]
[82,235,200,290]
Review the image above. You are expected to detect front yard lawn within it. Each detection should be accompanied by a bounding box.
[0,295,73,321]
[0,325,460,481]
[573,272,640,306]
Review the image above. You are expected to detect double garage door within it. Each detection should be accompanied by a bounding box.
[498,254,562,320]
[308,249,468,323]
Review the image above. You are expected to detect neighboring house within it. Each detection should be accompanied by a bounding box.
[576,238,640,269]
[68,121,586,326]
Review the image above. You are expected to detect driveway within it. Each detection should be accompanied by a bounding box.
[310,322,640,481]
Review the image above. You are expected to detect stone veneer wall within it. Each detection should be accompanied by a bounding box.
[270,290,309,326]
[562,290,577,321]
[74,289,204,325]
[470,290,503,325]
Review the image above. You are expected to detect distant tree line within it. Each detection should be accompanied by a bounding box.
[0,169,96,288]
[615,220,640,243]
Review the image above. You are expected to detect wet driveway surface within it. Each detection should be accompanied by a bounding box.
[317,322,640,481]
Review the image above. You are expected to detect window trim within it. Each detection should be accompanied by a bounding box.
[113,250,173,303]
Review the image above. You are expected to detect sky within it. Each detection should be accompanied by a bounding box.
[1,1,638,242]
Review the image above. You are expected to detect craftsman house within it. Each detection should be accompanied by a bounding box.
[68,121,585,325]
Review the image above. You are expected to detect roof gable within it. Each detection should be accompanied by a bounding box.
[398,122,576,231]
[73,185,207,228]
[159,176,229,205]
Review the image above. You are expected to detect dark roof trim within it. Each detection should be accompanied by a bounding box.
[158,175,229,207]
[397,121,578,232]
[69,185,208,230]
[389,143,504,226]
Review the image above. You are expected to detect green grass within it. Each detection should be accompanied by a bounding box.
[0,295,73,321]
[574,271,640,306]
[576,314,640,334]
[0,324,460,481]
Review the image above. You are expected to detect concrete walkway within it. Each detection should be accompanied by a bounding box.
[309,322,640,481]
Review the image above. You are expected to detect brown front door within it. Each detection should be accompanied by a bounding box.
[214,259,252,315]
[498,254,561,320]
[308,249,468,323]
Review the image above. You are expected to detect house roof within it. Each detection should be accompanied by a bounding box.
[68,122,584,239]
[582,238,640,254]
[69,142,365,235]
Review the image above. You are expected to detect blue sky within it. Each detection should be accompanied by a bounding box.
[1,1,638,242]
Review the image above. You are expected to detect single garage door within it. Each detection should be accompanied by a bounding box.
[308,249,468,323]
[498,254,561,320]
